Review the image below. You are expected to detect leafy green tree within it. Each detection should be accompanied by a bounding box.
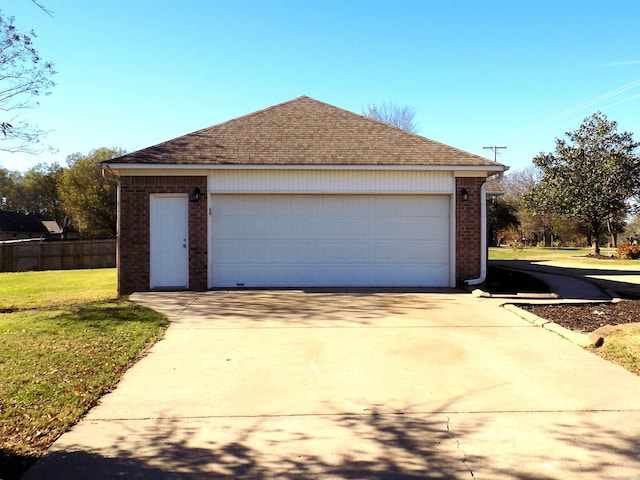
[0,11,56,153]
[0,163,64,220]
[58,148,122,237]
[362,101,418,133]
[21,162,64,220]
[523,112,640,255]
[0,167,19,208]
[487,197,520,246]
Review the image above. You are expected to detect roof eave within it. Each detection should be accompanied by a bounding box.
[99,162,506,173]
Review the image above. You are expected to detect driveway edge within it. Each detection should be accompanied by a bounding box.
[501,304,600,348]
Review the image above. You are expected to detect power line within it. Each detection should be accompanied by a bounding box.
[500,78,640,144]
[483,145,506,162]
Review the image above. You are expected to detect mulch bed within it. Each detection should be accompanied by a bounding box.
[487,266,640,333]
[520,302,640,333]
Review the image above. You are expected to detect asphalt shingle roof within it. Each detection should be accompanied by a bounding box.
[0,211,49,234]
[105,96,504,168]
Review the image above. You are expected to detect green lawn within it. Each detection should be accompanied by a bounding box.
[489,246,620,262]
[590,328,640,376]
[0,269,117,310]
[0,269,168,479]
[489,246,640,295]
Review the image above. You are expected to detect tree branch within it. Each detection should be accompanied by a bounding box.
[31,0,54,17]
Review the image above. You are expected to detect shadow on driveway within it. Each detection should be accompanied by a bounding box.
[490,259,640,298]
[23,397,537,480]
[22,289,640,479]
[25,402,640,479]
[131,289,465,328]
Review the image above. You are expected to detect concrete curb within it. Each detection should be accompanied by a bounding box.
[472,288,559,299]
[502,304,600,348]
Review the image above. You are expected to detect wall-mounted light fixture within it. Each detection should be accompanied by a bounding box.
[461,188,469,202]
[192,187,201,202]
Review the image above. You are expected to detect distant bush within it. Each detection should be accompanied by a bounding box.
[617,244,640,259]
[509,241,525,252]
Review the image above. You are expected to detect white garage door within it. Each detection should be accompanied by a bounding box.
[210,194,450,287]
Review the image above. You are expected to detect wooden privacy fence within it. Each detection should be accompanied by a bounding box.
[0,239,116,272]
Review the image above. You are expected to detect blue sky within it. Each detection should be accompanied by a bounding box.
[2,0,639,173]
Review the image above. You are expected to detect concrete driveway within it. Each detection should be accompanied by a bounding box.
[25,290,640,479]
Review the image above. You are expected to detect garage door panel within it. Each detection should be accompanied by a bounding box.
[368,241,448,262]
[263,241,313,261]
[316,196,346,213]
[366,218,418,240]
[210,194,451,287]
[338,221,370,240]
[315,241,370,262]
[368,197,402,215]
[214,217,264,238]
[313,217,348,239]
[291,218,321,238]
[212,240,266,261]
[262,217,293,238]
[216,196,257,216]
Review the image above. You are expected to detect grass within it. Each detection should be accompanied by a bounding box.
[490,246,640,376]
[0,269,168,479]
[0,269,117,310]
[489,246,620,262]
[590,328,640,376]
[490,246,640,298]
[1,262,638,477]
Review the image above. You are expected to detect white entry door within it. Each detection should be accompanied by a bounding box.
[150,194,189,288]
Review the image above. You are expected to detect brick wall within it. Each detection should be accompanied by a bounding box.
[117,174,486,293]
[118,176,207,295]
[455,177,485,287]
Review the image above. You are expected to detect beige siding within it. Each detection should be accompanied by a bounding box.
[208,169,454,194]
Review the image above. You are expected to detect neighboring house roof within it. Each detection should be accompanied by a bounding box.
[0,211,50,235]
[104,96,505,169]
[41,219,63,234]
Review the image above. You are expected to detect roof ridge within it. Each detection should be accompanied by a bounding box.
[302,97,496,163]
[105,96,506,169]
[128,96,314,155]
[204,95,312,130]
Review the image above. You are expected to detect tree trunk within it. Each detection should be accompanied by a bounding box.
[607,219,618,248]
[591,222,601,256]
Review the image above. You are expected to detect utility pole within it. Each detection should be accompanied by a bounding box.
[483,145,506,162]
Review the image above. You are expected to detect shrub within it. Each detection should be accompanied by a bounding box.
[510,241,525,252]
[617,244,640,259]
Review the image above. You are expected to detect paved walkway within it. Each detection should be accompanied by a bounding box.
[490,259,640,299]
[24,290,640,479]
[521,269,613,300]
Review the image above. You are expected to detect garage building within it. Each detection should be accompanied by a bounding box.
[101,96,506,295]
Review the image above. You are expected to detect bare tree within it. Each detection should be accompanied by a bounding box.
[0,11,56,154]
[501,167,557,246]
[30,1,54,17]
[363,101,419,133]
